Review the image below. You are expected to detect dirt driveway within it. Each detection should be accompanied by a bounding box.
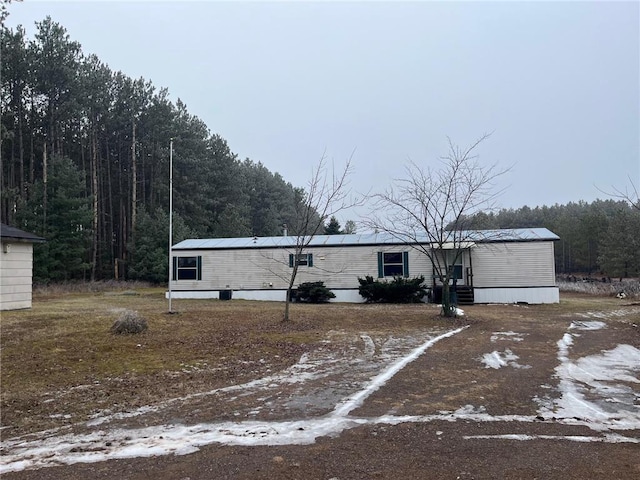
[2,297,639,479]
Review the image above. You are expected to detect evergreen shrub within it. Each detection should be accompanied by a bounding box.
[358,275,428,303]
[296,281,336,303]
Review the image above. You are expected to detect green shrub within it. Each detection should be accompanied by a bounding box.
[358,275,428,303]
[110,310,148,335]
[296,281,336,303]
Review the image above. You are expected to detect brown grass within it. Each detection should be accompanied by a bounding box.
[1,288,634,437]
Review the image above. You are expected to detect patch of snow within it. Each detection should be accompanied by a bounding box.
[557,333,573,361]
[479,349,531,370]
[569,320,607,331]
[437,305,464,316]
[490,331,525,343]
[360,335,376,357]
[463,434,639,443]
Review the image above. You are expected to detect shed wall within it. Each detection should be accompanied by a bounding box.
[0,241,34,310]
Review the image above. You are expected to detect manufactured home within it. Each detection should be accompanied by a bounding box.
[169,228,560,304]
[0,224,45,311]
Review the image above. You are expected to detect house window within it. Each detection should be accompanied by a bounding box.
[173,256,202,280]
[289,253,313,267]
[378,251,409,278]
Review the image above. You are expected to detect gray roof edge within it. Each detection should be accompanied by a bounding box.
[172,228,559,250]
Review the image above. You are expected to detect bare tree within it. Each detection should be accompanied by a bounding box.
[598,175,640,211]
[279,153,359,321]
[369,134,509,317]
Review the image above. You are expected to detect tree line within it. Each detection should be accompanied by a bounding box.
[463,200,640,279]
[2,18,638,285]
[1,18,310,283]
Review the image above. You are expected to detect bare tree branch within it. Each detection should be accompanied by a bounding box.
[597,175,640,211]
[280,152,362,321]
[366,134,511,317]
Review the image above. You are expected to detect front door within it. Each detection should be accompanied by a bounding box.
[447,250,466,286]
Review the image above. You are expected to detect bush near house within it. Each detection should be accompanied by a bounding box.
[358,275,428,303]
[296,281,336,303]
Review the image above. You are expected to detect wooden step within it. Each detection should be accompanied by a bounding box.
[454,286,474,305]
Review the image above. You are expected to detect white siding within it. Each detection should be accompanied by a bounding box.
[171,245,433,293]
[169,238,558,304]
[0,241,34,310]
[473,287,559,304]
[471,241,556,288]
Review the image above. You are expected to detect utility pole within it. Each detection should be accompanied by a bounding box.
[168,138,173,313]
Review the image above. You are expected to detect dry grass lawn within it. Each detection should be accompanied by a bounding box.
[1,288,635,439]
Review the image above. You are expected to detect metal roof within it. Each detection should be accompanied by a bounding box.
[172,228,559,250]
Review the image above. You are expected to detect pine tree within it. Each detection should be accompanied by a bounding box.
[324,216,342,235]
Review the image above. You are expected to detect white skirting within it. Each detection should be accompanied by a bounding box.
[166,289,366,303]
[167,287,559,304]
[473,287,559,304]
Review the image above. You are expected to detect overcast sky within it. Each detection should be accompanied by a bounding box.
[6,0,640,222]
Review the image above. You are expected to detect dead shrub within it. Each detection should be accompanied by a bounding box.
[34,280,153,296]
[110,310,148,335]
[557,278,640,299]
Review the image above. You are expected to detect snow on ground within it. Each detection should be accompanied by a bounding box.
[481,331,530,369]
[535,320,640,431]
[85,330,441,427]
[479,349,531,369]
[0,327,467,473]
[2,312,640,474]
[462,433,637,443]
[490,331,526,342]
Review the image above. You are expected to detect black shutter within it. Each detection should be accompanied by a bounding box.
[403,251,409,277]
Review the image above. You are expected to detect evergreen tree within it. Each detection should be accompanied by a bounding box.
[128,207,194,283]
[598,208,640,278]
[1,19,314,283]
[16,156,91,281]
[324,216,342,235]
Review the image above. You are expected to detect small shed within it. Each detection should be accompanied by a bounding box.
[169,228,560,304]
[0,223,45,311]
